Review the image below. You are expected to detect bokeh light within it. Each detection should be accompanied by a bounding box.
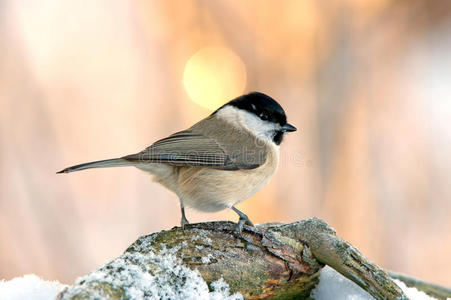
[183,47,247,110]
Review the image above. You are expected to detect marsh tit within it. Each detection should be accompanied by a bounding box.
[58,92,296,232]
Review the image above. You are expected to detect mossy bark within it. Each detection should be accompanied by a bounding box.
[59,218,436,299]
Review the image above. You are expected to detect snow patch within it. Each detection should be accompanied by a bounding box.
[311,266,374,300]
[311,266,440,300]
[0,274,67,300]
[201,254,213,264]
[393,279,442,300]
[0,260,442,300]
[60,245,242,300]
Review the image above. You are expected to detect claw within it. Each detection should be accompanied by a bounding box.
[232,206,254,233]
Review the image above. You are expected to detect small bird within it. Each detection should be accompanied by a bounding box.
[58,92,296,232]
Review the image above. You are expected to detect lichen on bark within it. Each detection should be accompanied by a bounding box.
[58,218,415,300]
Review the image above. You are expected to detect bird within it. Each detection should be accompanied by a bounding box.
[58,92,296,232]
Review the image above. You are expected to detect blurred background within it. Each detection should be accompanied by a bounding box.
[1,0,450,286]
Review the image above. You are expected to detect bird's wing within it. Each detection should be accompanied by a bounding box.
[123,127,267,170]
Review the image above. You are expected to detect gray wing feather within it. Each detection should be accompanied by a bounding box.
[123,119,267,170]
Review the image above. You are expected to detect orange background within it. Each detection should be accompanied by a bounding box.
[1,0,450,286]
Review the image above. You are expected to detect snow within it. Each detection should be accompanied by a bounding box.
[0,264,443,300]
[311,266,440,300]
[60,244,242,300]
[393,279,445,300]
[201,254,213,264]
[0,274,67,300]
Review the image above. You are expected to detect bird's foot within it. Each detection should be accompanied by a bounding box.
[232,206,254,234]
[236,215,254,233]
[181,215,190,230]
[180,205,190,230]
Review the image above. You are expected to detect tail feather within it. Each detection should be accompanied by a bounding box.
[57,158,131,174]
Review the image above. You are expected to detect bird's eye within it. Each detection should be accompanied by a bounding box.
[259,113,268,121]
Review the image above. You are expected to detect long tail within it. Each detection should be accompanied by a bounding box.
[57,158,132,174]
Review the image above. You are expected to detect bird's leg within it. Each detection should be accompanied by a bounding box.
[180,205,189,229]
[231,206,254,233]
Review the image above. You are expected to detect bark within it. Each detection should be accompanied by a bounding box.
[57,218,449,299]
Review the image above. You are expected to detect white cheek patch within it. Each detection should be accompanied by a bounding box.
[216,106,279,142]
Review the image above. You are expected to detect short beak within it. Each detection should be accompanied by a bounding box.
[282,123,297,132]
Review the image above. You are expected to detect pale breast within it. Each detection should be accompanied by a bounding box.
[176,142,279,212]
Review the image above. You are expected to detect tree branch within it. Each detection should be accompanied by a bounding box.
[57,218,448,299]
